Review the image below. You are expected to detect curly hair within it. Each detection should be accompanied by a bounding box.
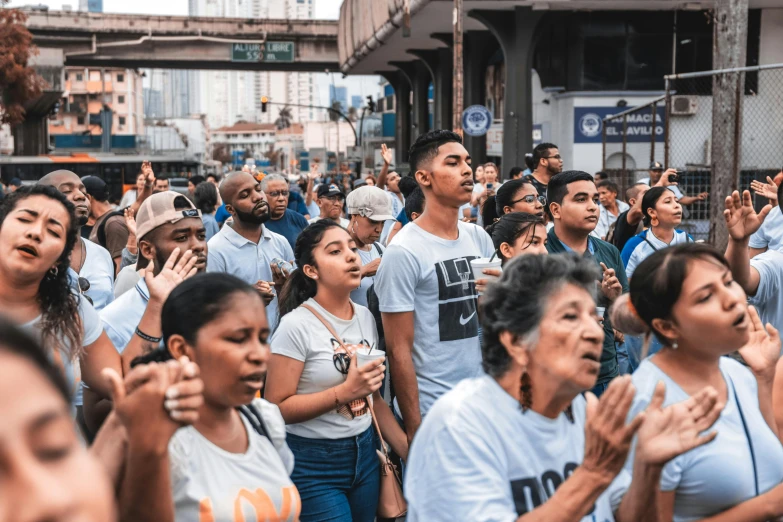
[0,185,83,359]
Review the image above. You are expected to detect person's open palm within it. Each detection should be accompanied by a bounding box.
[751,176,778,203]
[124,207,137,238]
[635,381,722,465]
[381,143,393,166]
[145,247,198,304]
[738,305,781,379]
[724,190,771,241]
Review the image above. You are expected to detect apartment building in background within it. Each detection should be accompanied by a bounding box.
[48,67,145,148]
[189,0,318,129]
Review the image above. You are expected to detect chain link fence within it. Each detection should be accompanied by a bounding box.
[603,63,783,242]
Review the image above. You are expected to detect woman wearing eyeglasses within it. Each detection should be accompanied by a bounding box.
[266,220,407,522]
[495,178,546,218]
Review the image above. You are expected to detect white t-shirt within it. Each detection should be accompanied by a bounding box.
[406,374,631,522]
[20,295,103,402]
[593,201,631,240]
[208,225,294,334]
[627,357,783,521]
[270,298,377,439]
[170,399,300,522]
[114,264,142,299]
[749,206,783,252]
[119,189,137,208]
[749,249,783,339]
[621,229,693,279]
[100,279,150,353]
[350,243,383,308]
[374,221,494,416]
[76,238,115,311]
[307,216,349,228]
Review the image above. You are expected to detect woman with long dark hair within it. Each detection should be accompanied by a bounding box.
[266,220,407,521]
[130,273,300,521]
[621,186,693,278]
[613,243,783,521]
[405,253,722,521]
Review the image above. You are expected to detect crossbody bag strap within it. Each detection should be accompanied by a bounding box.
[727,374,759,496]
[299,302,388,454]
[373,242,384,257]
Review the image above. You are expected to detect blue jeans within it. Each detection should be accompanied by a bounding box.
[616,341,636,375]
[287,427,380,522]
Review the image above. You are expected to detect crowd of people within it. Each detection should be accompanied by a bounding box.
[2,129,783,522]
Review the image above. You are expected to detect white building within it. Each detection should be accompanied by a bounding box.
[189,0,318,129]
[145,116,211,163]
[212,122,277,159]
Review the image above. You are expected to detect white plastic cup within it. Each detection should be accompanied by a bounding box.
[470,257,503,282]
[355,347,384,369]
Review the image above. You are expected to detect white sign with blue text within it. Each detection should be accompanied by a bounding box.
[573,106,666,144]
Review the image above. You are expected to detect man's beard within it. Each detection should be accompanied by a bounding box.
[77,215,89,227]
[235,205,270,225]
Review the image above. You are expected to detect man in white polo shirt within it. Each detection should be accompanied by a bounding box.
[100,191,208,352]
[208,171,293,333]
[307,183,350,228]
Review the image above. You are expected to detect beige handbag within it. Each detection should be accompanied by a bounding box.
[301,303,407,518]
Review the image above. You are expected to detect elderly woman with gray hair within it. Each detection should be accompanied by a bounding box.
[404,253,724,522]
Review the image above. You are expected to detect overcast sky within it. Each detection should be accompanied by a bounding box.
[7,0,381,111]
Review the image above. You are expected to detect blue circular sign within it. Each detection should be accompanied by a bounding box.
[578,112,603,138]
[462,105,493,137]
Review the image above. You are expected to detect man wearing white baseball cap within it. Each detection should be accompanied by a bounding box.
[346,185,394,308]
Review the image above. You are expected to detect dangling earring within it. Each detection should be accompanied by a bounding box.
[48,266,58,278]
[519,369,532,413]
[671,340,679,350]
[651,217,659,227]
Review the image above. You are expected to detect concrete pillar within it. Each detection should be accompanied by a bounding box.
[410,47,453,131]
[391,60,431,141]
[379,71,412,165]
[470,8,543,174]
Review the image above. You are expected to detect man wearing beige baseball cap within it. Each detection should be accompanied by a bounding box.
[345,185,394,308]
[100,191,208,354]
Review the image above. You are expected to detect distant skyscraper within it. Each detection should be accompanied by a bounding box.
[351,95,362,109]
[79,0,103,12]
[329,86,348,110]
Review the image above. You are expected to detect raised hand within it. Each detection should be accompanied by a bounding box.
[600,262,622,302]
[655,168,679,188]
[124,207,137,238]
[582,375,645,482]
[751,176,778,203]
[634,381,721,465]
[145,248,199,305]
[381,143,393,166]
[724,190,772,241]
[738,305,781,381]
[696,192,709,201]
[141,160,155,184]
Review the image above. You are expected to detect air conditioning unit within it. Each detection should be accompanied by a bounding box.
[671,95,698,116]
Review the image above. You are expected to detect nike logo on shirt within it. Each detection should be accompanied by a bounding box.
[459,312,476,325]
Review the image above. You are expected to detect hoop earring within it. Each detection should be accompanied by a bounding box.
[651,218,659,227]
[520,370,532,412]
[48,266,59,278]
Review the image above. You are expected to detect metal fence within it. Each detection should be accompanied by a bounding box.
[603,63,783,241]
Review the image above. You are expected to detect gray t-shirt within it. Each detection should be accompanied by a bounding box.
[350,243,383,308]
[627,357,783,521]
[748,249,783,340]
[270,298,377,439]
[374,221,494,417]
[749,206,783,252]
[406,374,630,521]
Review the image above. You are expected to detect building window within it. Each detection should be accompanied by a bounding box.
[117,73,125,83]
[65,72,69,80]
[119,116,126,125]
[76,73,83,81]
[118,95,125,104]
[77,116,85,125]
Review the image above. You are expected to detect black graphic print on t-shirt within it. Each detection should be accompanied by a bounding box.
[435,256,479,342]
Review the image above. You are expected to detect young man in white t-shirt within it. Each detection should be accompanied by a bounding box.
[374,130,494,445]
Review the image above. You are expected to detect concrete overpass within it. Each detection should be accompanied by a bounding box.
[25,10,339,72]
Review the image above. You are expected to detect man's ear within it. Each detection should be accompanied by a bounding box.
[415,169,431,188]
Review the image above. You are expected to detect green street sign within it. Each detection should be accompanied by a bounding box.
[231,42,295,63]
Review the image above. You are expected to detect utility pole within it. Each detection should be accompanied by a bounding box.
[452,0,464,137]
[709,0,748,249]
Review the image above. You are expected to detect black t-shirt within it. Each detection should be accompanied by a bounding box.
[611,210,643,253]
[524,174,548,200]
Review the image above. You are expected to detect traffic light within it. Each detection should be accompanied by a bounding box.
[261,96,269,113]
[366,95,376,113]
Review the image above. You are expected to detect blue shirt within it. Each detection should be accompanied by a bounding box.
[265,209,309,251]
[215,203,230,224]
[621,229,693,278]
[396,208,408,226]
[202,213,220,241]
[287,191,309,216]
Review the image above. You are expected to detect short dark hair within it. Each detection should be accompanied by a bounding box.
[206,173,221,183]
[398,175,419,199]
[508,166,524,178]
[596,180,619,194]
[194,181,218,214]
[524,153,535,171]
[777,179,783,213]
[408,130,462,173]
[532,142,558,169]
[546,170,595,211]
[404,186,425,222]
[189,175,206,187]
[594,171,609,181]
[480,253,599,378]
